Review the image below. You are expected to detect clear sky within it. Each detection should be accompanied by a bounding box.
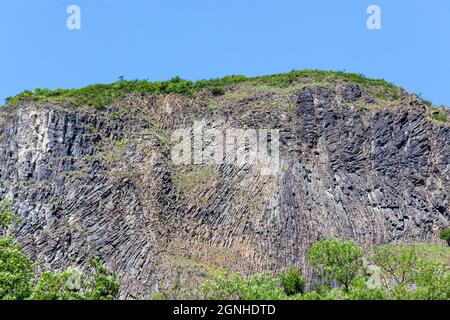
[1,0,450,105]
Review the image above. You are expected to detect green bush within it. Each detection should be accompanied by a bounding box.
[0,199,33,300]
[439,228,450,246]
[431,112,448,123]
[211,86,225,96]
[278,266,305,295]
[0,199,14,231]
[82,257,120,300]
[200,270,287,300]
[345,276,387,300]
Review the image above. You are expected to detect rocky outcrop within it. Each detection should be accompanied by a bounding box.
[0,82,449,298]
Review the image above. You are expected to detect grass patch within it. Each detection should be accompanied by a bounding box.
[430,112,448,123]
[427,106,448,123]
[428,106,448,122]
[390,243,450,264]
[114,138,129,149]
[206,102,220,111]
[85,123,97,134]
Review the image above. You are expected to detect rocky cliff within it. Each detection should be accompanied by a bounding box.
[1,72,449,298]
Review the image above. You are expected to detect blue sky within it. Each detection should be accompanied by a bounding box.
[1,0,450,105]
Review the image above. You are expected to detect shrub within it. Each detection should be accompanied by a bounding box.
[431,112,448,123]
[211,86,225,96]
[85,123,97,134]
[278,266,305,295]
[439,228,450,246]
[0,199,14,231]
[345,276,388,300]
[370,245,450,300]
[82,257,120,300]
[200,270,287,300]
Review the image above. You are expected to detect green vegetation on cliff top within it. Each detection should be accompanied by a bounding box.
[5,70,402,110]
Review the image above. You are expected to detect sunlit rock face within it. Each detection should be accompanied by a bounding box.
[0,82,449,298]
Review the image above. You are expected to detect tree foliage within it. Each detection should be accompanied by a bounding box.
[410,259,449,300]
[307,239,363,291]
[371,245,418,288]
[31,268,84,300]
[0,237,34,300]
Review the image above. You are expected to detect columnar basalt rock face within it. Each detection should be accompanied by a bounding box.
[0,84,449,298]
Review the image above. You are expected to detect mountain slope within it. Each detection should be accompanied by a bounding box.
[1,71,449,298]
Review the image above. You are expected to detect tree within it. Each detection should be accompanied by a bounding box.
[370,245,450,300]
[439,228,450,246]
[371,245,417,288]
[0,198,33,300]
[0,237,34,300]
[306,239,363,292]
[278,266,305,296]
